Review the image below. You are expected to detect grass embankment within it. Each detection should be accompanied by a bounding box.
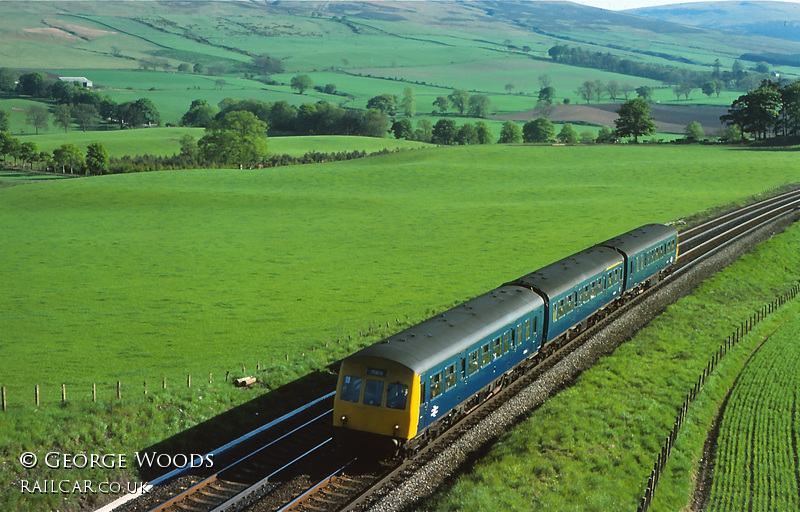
[426,214,800,511]
[2,144,800,510]
[707,306,800,510]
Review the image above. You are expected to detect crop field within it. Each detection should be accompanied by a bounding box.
[426,213,800,512]
[707,313,800,511]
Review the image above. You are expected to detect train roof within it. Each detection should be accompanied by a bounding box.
[348,285,543,375]
[509,245,623,299]
[599,224,677,256]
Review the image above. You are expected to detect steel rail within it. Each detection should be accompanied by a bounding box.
[145,408,334,512]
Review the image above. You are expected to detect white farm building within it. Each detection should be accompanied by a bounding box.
[58,77,93,88]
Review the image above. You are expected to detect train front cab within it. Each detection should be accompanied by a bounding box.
[333,355,421,442]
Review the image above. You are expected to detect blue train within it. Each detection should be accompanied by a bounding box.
[333,224,678,451]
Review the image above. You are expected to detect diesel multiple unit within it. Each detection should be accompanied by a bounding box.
[333,224,678,450]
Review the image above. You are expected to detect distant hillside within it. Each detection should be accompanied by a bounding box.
[627,1,800,42]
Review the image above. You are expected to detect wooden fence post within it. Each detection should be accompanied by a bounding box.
[163,377,166,389]
[35,385,39,406]
[225,371,230,382]
[187,374,191,388]
[117,381,121,400]
[62,383,66,403]
[92,383,96,402]
[2,387,5,411]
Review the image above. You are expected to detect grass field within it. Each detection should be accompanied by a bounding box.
[426,215,800,512]
[707,311,800,511]
[2,138,800,512]
[9,129,429,159]
[2,144,800,402]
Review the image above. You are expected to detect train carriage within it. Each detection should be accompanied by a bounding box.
[599,224,678,292]
[508,246,625,343]
[334,285,544,441]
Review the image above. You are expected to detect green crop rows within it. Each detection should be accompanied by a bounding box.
[708,313,800,511]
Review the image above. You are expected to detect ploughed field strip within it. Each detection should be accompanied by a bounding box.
[125,188,800,512]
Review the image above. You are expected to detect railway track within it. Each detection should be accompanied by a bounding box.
[127,187,800,512]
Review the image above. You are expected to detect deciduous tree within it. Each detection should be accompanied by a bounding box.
[198,110,269,167]
[475,121,493,144]
[85,142,109,175]
[401,87,416,118]
[431,118,457,145]
[54,104,72,133]
[684,121,705,142]
[558,123,579,143]
[433,96,449,114]
[53,143,84,173]
[448,89,470,115]
[366,94,398,116]
[290,75,313,94]
[614,98,656,143]
[498,121,522,143]
[0,110,9,132]
[523,117,554,143]
[467,94,491,118]
[73,103,99,132]
[26,105,50,135]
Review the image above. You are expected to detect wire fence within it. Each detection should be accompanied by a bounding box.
[636,282,800,512]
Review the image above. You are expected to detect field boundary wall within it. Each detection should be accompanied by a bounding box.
[636,281,800,512]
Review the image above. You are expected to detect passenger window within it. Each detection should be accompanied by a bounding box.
[481,343,491,366]
[506,331,513,350]
[386,383,408,410]
[532,316,537,334]
[430,372,443,399]
[468,351,479,375]
[525,318,531,340]
[493,337,502,359]
[340,375,361,403]
[445,364,457,390]
[363,379,384,406]
[566,294,573,313]
[590,281,596,298]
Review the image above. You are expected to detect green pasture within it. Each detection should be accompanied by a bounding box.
[19,130,427,158]
[2,144,800,403]
[427,216,800,512]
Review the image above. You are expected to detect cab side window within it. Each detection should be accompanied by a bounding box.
[386,383,408,410]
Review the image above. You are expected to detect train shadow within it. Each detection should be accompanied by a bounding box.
[136,367,339,481]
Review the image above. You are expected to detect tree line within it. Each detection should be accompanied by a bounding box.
[721,79,800,140]
[181,97,391,138]
[548,45,761,92]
